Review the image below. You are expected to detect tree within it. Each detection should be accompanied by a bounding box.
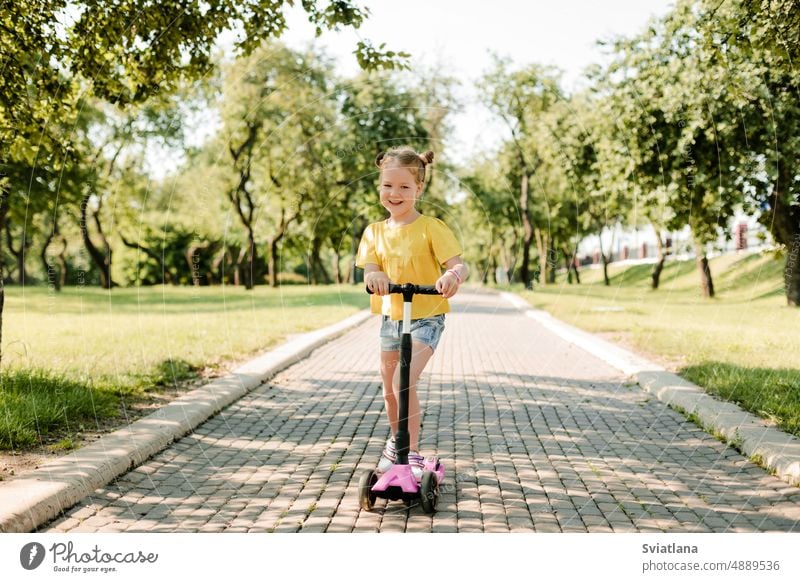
[216,43,340,288]
[481,56,562,288]
[694,0,800,305]
[603,2,744,297]
[591,61,677,289]
[459,155,520,284]
[542,95,629,287]
[0,0,408,364]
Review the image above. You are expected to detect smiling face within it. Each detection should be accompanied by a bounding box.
[379,163,422,221]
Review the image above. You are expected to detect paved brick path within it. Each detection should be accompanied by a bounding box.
[42,289,800,532]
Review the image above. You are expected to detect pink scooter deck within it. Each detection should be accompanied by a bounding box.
[372,458,445,494]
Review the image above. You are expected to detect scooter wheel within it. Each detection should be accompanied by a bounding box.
[420,471,438,514]
[358,470,378,511]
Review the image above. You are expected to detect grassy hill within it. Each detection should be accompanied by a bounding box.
[515,250,799,437]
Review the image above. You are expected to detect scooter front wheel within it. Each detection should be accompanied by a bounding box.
[420,471,439,514]
[358,470,378,510]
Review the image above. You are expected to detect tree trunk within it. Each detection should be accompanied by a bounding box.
[227,124,261,290]
[41,222,60,291]
[785,234,800,306]
[231,237,257,289]
[234,246,247,287]
[605,224,616,283]
[534,226,545,286]
[317,258,332,284]
[269,237,279,287]
[764,181,800,306]
[213,248,232,284]
[566,255,573,284]
[348,220,366,285]
[519,173,534,289]
[309,238,319,285]
[267,207,300,288]
[0,186,9,366]
[651,256,666,290]
[332,247,341,285]
[694,237,715,298]
[598,229,610,286]
[571,242,581,285]
[185,242,211,287]
[79,194,115,289]
[5,222,31,284]
[651,227,667,290]
[652,259,666,291]
[56,235,67,289]
[245,232,256,289]
[563,245,574,285]
[506,233,517,283]
[697,254,715,298]
[309,238,331,285]
[497,231,515,284]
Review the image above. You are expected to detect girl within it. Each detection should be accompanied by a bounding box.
[355,146,469,478]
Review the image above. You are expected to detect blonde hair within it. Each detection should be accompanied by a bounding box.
[375,146,435,186]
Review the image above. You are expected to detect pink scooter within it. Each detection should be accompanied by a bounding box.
[358,283,445,513]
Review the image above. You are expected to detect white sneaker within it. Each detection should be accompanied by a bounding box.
[377,437,396,472]
[408,451,425,480]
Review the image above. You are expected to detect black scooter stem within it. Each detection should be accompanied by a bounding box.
[366,283,442,464]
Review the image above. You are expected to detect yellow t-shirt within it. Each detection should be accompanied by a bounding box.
[355,214,463,320]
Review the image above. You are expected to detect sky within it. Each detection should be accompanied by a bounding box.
[275,0,676,164]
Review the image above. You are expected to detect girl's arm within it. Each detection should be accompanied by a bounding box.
[436,256,469,298]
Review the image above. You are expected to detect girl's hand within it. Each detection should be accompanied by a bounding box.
[435,271,460,298]
[366,271,391,295]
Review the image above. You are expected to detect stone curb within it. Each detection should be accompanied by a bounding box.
[499,291,800,487]
[0,309,372,533]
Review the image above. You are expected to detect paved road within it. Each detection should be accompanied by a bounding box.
[42,289,800,532]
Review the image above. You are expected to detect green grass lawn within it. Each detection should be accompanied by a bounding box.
[512,250,800,437]
[4,255,797,451]
[1,284,367,449]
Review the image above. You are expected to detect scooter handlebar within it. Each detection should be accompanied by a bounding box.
[365,283,441,296]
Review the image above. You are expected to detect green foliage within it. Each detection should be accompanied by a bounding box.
[0,0,409,304]
[479,57,566,286]
[4,0,799,308]
[601,1,742,248]
[693,0,800,252]
[60,0,404,106]
[459,155,519,283]
[468,0,799,302]
[117,223,224,286]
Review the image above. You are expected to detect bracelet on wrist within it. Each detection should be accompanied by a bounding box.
[446,268,462,284]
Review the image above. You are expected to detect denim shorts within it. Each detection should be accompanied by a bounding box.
[380,314,445,352]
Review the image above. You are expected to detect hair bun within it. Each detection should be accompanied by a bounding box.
[419,150,434,165]
[375,151,386,168]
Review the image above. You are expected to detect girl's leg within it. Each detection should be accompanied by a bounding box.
[380,350,401,436]
[391,340,434,452]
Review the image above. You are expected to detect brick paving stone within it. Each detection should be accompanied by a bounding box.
[35,289,800,533]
